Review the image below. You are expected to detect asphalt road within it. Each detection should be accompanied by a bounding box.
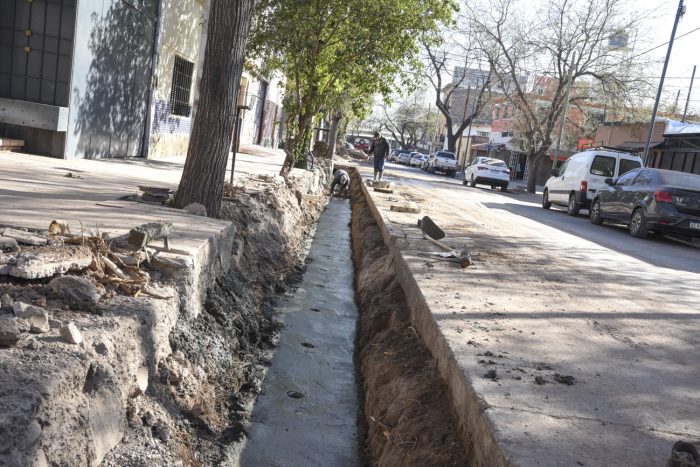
[382,160,700,274]
[365,160,700,465]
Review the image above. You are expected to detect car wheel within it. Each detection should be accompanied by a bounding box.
[450,170,456,178]
[567,193,581,216]
[630,208,649,238]
[542,189,551,209]
[470,175,476,188]
[462,179,467,186]
[500,185,508,192]
[590,199,604,225]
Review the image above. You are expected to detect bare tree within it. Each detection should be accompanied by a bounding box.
[381,94,436,150]
[174,0,255,217]
[423,33,492,154]
[469,0,654,192]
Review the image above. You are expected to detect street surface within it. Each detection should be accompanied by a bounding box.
[363,160,700,466]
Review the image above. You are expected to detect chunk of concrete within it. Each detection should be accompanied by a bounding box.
[49,275,101,306]
[1,228,48,246]
[1,293,13,310]
[12,301,31,316]
[16,304,47,321]
[10,245,92,279]
[49,318,62,329]
[60,322,83,345]
[0,236,19,252]
[183,202,207,217]
[150,252,193,273]
[390,202,420,213]
[0,317,23,347]
[374,187,394,194]
[29,312,49,334]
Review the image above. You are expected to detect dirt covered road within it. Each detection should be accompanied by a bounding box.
[360,162,700,466]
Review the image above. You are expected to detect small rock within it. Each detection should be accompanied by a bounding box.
[190,404,203,418]
[48,318,62,329]
[183,202,207,217]
[154,422,171,442]
[60,322,83,345]
[484,369,498,381]
[554,374,576,385]
[0,236,20,252]
[34,296,47,307]
[136,366,149,393]
[389,201,420,213]
[16,305,47,321]
[0,294,13,310]
[534,375,546,385]
[49,275,101,306]
[12,301,30,316]
[25,338,42,350]
[93,339,109,355]
[29,312,49,333]
[0,317,23,347]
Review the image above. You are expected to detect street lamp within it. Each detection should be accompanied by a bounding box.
[642,0,686,165]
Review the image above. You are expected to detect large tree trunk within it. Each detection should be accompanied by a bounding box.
[326,112,342,159]
[280,112,313,177]
[174,0,255,217]
[447,133,458,153]
[526,152,545,193]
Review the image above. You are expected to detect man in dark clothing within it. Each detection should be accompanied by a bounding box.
[368,131,390,181]
[330,169,350,198]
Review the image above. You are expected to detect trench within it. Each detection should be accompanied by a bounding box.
[237,169,468,466]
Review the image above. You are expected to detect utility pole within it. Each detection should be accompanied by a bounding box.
[683,65,696,122]
[553,52,576,171]
[642,0,685,165]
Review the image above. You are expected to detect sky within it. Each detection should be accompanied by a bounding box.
[640,0,700,113]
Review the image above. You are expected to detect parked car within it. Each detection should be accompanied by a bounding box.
[388,149,401,162]
[543,148,643,216]
[397,151,412,164]
[589,168,700,239]
[353,138,371,152]
[409,154,427,167]
[426,150,457,176]
[463,157,510,191]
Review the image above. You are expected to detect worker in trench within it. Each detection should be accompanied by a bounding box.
[330,168,350,198]
[368,131,390,181]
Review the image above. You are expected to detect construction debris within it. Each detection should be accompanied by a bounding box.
[0,317,25,347]
[60,321,82,345]
[0,237,19,252]
[1,227,48,246]
[138,186,173,204]
[6,245,93,279]
[128,221,173,250]
[389,201,420,213]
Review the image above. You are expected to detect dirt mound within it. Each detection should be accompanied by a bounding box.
[350,173,469,466]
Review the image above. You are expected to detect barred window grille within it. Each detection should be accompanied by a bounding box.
[169,56,194,117]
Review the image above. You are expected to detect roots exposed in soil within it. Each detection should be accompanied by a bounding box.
[350,173,469,467]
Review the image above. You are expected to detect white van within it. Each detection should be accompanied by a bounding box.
[542,148,643,215]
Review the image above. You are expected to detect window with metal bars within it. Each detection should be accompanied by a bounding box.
[169,56,194,117]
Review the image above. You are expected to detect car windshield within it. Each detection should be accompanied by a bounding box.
[658,170,700,189]
[485,159,506,167]
[436,151,455,160]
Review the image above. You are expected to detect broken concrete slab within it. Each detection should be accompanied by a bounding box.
[49,275,101,306]
[8,245,92,279]
[389,201,420,213]
[60,322,82,345]
[0,236,19,252]
[150,252,193,273]
[1,228,48,246]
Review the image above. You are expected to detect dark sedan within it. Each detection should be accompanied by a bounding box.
[590,168,700,239]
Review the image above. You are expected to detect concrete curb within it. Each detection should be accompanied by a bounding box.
[351,168,511,466]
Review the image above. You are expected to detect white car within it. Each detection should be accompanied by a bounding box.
[427,150,457,176]
[409,154,426,167]
[397,151,412,164]
[463,157,510,192]
[543,148,643,216]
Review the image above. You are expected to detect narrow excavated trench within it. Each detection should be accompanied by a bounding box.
[238,168,468,466]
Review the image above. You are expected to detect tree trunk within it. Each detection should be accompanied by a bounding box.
[326,112,342,159]
[174,0,255,217]
[280,113,313,177]
[526,151,545,193]
[447,133,458,153]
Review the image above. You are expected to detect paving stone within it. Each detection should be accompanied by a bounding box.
[49,275,101,306]
[60,322,82,345]
[1,228,48,246]
[0,236,19,252]
[10,246,92,279]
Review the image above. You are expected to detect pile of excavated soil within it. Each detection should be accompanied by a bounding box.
[101,172,329,465]
[350,173,469,466]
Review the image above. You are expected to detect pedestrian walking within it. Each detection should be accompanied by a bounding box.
[330,169,350,198]
[368,131,390,181]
